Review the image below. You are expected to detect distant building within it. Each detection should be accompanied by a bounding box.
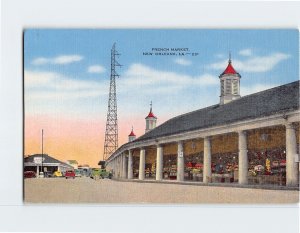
[24,154,73,174]
[66,160,79,169]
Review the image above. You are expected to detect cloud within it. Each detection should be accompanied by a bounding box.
[241,83,278,96]
[87,65,106,73]
[25,70,107,102]
[239,49,252,56]
[174,58,192,66]
[31,55,83,65]
[208,53,290,73]
[120,63,218,94]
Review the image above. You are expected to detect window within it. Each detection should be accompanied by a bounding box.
[225,79,231,94]
[232,80,239,95]
[221,80,225,95]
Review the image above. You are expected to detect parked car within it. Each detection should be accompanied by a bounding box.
[53,171,63,178]
[65,170,75,179]
[75,169,82,177]
[90,168,112,180]
[24,171,36,178]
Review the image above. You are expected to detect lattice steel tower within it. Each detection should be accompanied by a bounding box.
[103,43,121,160]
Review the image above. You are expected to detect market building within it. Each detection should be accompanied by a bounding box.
[105,58,300,187]
[24,154,74,175]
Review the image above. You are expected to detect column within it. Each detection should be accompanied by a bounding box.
[128,150,133,179]
[286,123,299,186]
[117,156,120,178]
[122,153,127,179]
[203,137,212,183]
[113,159,116,177]
[120,154,124,178]
[118,156,121,178]
[177,141,184,182]
[139,148,145,180]
[238,130,248,185]
[36,166,39,177]
[156,145,163,180]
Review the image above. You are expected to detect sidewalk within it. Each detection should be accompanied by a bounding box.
[113,177,299,191]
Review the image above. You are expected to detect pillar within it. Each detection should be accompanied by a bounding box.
[203,137,212,183]
[117,156,120,178]
[36,166,39,177]
[128,150,133,179]
[139,148,145,180]
[113,159,116,177]
[156,145,163,180]
[286,123,299,186]
[120,154,124,178]
[177,141,184,182]
[119,156,121,178]
[122,153,127,179]
[238,130,248,185]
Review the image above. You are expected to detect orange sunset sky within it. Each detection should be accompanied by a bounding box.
[24,114,156,167]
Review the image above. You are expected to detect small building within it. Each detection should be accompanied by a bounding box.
[24,154,73,175]
[66,160,79,169]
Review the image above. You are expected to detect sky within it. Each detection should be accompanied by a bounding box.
[24,29,299,167]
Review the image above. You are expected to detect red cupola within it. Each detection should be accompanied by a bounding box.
[221,60,238,75]
[146,109,157,119]
[128,128,136,137]
[145,101,157,133]
[128,127,136,142]
[219,53,241,105]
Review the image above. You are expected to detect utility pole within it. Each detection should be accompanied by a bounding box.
[41,129,44,172]
[103,43,121,161]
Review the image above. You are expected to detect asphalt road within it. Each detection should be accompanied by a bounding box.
[24,177,299,204]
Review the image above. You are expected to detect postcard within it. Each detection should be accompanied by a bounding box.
[24,29,299,204]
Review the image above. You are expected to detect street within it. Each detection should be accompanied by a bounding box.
[24,177,299,204]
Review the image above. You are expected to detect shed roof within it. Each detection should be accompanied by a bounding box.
[108,81,299,159]
[136,81,299,141]
[24,154,73,168]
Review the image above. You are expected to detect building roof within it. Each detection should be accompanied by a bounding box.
[220,60,239,76]
[129,128,136,137]
[135,81,299,142]
[24,154,73,168]
[67,160,78,164]
[146,108,157,119]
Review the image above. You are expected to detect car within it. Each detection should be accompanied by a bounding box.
[53,171,63,178]
[90,168,101,180]
[90,168,112,180]
[65,170,75,179]
[75,169,82,177]
[24,171,36,178]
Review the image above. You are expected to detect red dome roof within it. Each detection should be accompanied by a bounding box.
[221,60,238,76]
[128,129,136,137]
[146,111,156,118]
[146,108,157,119]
